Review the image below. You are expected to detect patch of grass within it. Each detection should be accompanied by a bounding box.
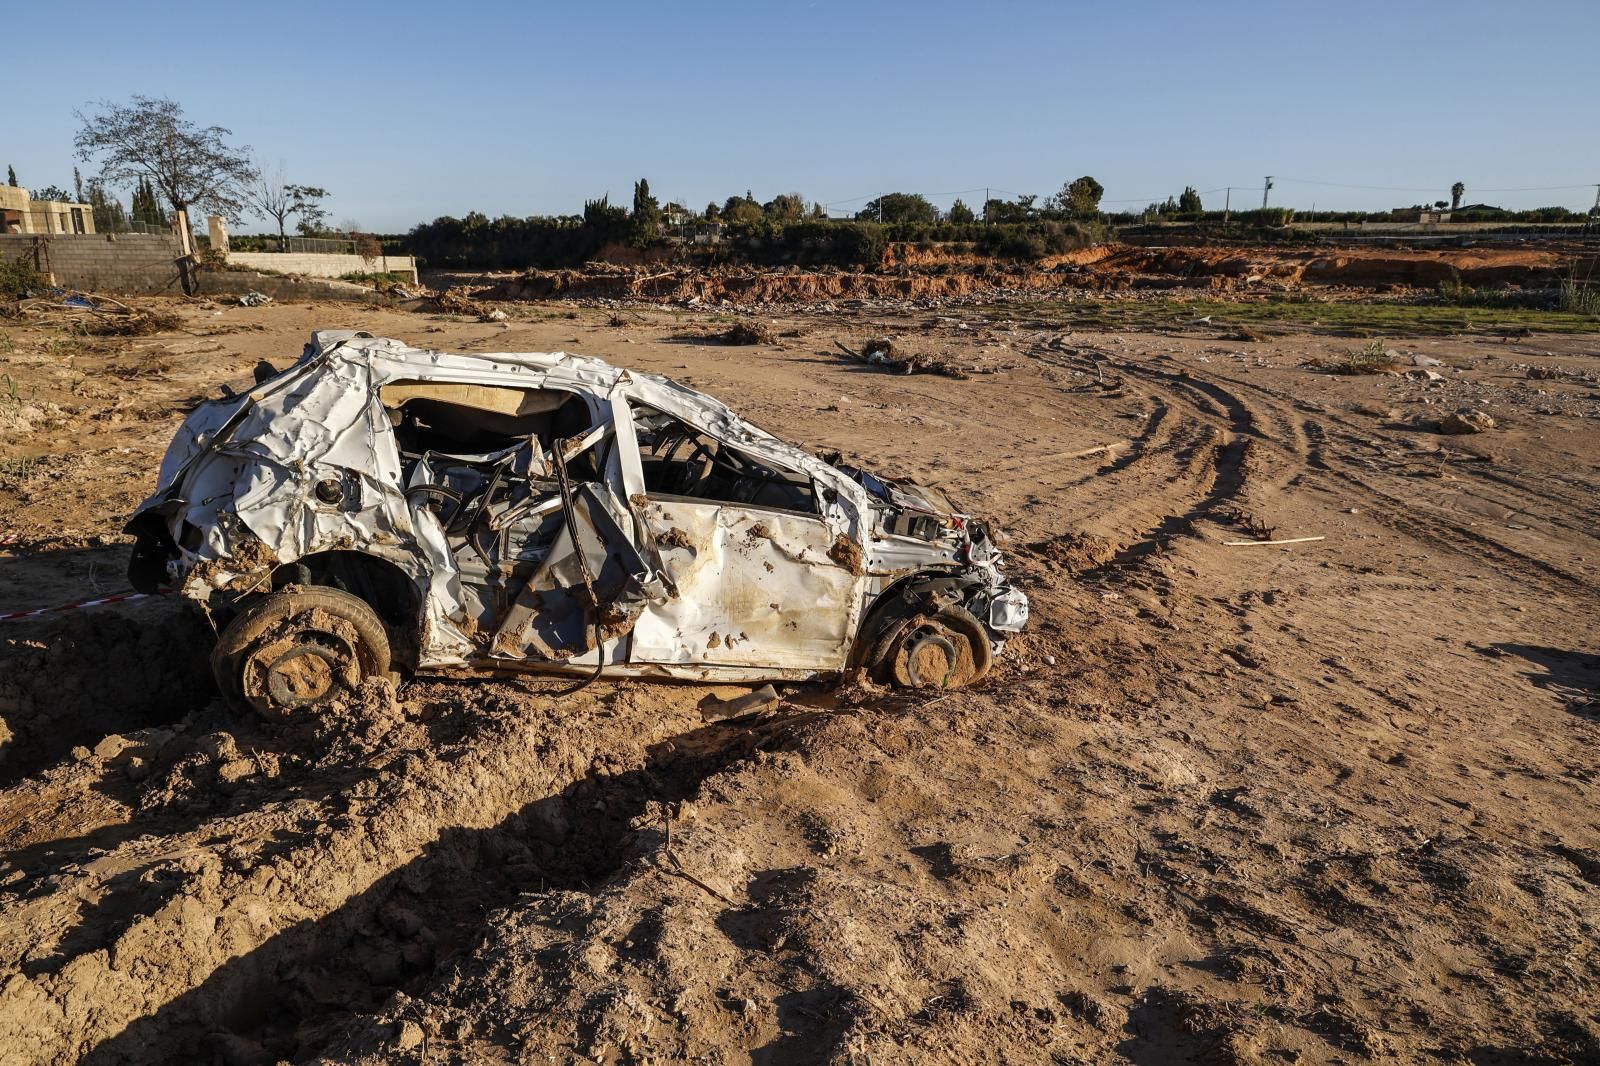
[0,455,37,484]
[1560,265,1600,314]
[994,295,1600,337]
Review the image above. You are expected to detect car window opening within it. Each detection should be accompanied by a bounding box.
[631,403,817,515]
[380,383,613,630]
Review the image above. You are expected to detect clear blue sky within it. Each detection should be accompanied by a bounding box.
[7,0,1597,231]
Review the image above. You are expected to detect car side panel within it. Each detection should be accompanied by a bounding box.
[629,500,860,671]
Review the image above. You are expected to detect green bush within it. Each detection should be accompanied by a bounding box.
[0,252,45,299]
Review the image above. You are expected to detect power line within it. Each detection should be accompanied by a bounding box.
[1275,177,1592,194]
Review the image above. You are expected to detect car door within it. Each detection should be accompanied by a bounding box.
[617,398,865,673]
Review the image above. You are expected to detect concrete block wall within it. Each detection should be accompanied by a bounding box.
[0,233,184,294]
[226,251,419,284]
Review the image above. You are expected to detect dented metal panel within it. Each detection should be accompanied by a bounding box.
[631,501,861,670]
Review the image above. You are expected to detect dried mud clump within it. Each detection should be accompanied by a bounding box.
[827,532,864,575]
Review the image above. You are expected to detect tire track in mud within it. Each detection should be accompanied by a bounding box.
[0,685,776,1064]
[1192,368,1600,596]
[1020,344,1596,597]
[1020,348,1300,565]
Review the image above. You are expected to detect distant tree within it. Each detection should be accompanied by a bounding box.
[73,96,256,231]
[1178,186,1202,213]
[1054,176,1104,218]
[5,166,15,187]
[32,185,74,203]
[84,178,126,231]
[353,231,383,264]
[630,177,661,244]
[722,193,763,224]
[810,201,827,219]
[984,194,1037,224]
[1161,196,1179,215]
[1434,200,1448,210]
[1450,182,1465,210]
[764,192,806,221]
[857,192,938,223]
[245,164,329,250]
[704,201,721,221]
[130,176,169,227]
[582,195,630,244]
[73,167,84,202]
[948,198,976,224]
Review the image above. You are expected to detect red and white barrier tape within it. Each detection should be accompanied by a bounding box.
[0,590,166,623]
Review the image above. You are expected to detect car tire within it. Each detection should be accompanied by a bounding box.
[861,603,993,690]
[211,585,393,720]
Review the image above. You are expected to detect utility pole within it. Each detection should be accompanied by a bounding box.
[1224,187,1231,224]
[1262,176,1274,210]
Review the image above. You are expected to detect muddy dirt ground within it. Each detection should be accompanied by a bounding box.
[1,286,1597,1065]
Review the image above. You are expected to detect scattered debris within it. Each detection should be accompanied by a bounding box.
[834,338,1004,380]
[717,320,776,345]
[11,292,181,335]
[419,287,506,322]
[1305,340,1403,376]
[238,291,274,307]
[699,684,781,721]
[1438,408,1495,434]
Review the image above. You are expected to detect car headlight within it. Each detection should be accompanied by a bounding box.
[986,587,1029,632]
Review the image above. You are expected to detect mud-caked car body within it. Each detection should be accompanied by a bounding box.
[127,331,1028,717]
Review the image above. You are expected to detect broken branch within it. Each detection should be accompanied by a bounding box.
[1221,536,1326,547]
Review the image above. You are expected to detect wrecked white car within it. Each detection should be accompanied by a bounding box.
[126,331,1028,718]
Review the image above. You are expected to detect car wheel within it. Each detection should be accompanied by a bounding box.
[863,604,993,690]
[212,586,392,719]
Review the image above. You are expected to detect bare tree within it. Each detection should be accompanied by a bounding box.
[73,96,256,235]
[246,164,330,250]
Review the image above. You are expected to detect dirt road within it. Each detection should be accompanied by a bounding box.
[1,296,1596,1064]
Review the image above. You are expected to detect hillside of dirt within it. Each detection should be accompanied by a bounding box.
[1,293,1597,1064]
[464,242,1595,307]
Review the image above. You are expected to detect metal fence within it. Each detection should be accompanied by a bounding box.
[102,220,174,235]
[279,236,356,255]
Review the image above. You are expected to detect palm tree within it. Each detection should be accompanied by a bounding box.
[1451,182,1465,210]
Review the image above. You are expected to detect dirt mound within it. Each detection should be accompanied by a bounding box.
[473,243,1576,308]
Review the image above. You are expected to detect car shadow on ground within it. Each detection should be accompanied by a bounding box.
[1491,642,1600,716]
[77,714,785,1064]
[0,599,216,786]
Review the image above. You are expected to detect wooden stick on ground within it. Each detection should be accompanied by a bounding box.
[1222,536,1326,547]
